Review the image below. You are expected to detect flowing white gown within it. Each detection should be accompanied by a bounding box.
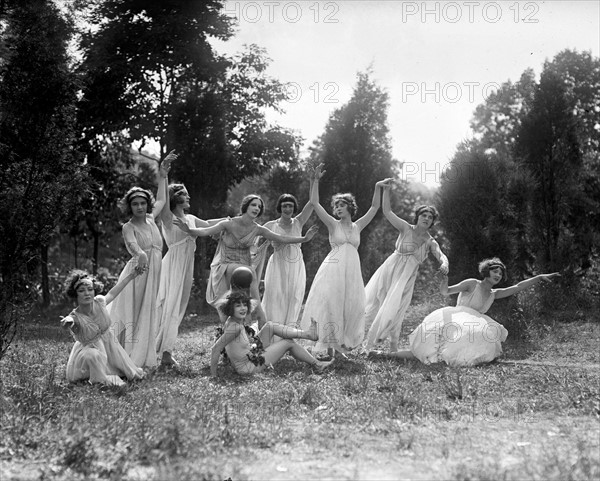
[108,214,162,368]
[409,281,508,367]
[300,220,366,352]
[155,214,196,356]
[261,219,306,326]
[65,296,144,386]
[364,226,433,348]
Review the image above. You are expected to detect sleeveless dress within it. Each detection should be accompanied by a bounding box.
[409,281,508,366]
[155,214,196,356]
[65,296,144,386]
[365,226,432,348]
[261,219,306,326]
[300,220,365,352]
[108,214,162,368]
[206,225,260,306]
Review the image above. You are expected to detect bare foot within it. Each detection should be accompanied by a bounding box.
[307,317,319,341]
[313,358,334,373]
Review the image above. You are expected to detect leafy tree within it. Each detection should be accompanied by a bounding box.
[470,69,536,158]
[0,0,84,356]
[515,69,583,271]
[304,69,399,287]
[437,142,516,282]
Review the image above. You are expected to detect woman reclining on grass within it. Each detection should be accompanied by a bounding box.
[61,269,144,386]
[210,291,334,376]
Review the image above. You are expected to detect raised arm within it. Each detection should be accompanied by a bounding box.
[309,165,336,229]
[105,270,140,305]
[494,272,561,299]
[440,276,478,297]
[381,180,410,233]
[153,150,178,220]
[355,180,384,231]
[210,321,243,377]
[430,239,449,275]
[295,177,315,226]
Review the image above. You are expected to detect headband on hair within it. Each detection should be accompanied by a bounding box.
[74,277,93,290]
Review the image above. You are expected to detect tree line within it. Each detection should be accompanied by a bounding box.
[1,0,598,357]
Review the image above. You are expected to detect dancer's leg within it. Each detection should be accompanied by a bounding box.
[258,319,318,348]
[262,340,333,371]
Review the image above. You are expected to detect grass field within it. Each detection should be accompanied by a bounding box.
[1,300,599,481]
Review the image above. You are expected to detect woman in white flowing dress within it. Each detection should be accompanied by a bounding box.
[364,180,449,352]
[382,258,560,366]
[174,195,318,326]
[258,189,313,327]
[154,154,226,367]
[61,269,144,386]
[299,165,386,358]
[108,152,172,368]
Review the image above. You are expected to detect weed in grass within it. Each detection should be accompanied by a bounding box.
[61,432,98,476]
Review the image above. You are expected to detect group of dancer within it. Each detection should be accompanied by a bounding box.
[60,158,559,385]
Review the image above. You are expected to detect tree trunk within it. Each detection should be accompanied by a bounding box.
[41,243,50,307]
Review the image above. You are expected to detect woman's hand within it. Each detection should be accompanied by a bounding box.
[376,178,394,189]
[438,261,449,275]
[540,272,561,283]
[135,252,148,274]
[159,149,179,177]
[304,224,319,241]
[173,216,191,233]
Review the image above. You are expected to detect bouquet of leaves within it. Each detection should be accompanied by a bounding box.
[244,325,265,366]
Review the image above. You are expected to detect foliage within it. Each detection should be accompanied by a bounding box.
[515,69,583,272]
[306,69,400,282]
[0,0,85,356]
[441,49,599,282]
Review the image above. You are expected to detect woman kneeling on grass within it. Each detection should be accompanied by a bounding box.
[210,291,334,377]
[61,269,144,386]
[373,258,560,367]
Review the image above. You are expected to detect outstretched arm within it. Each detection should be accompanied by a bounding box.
[494,273,561,299]
[190,215,229,228]
[430,239,449,275]
[309,164,336,229]
[175,218,228,237]
[441,276,478,296]
[355,180,385,231]
[257,224,318,244]
[381,180,410,233]
[210,322,242,377]
[105,270,140,305]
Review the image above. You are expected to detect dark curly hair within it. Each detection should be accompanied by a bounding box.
[240,195,264,217]
[478,257,508,282]
[168,183,188,211]
[119,187,155,216]
[218,291,253,317]
[276,194,299,214]
[64,270,104,299]
[413,205,439,227]
[331,193,358,218]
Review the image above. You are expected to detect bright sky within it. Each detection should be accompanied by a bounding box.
[211,0,599,186]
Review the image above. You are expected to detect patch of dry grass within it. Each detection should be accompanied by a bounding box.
[1,306,599,480]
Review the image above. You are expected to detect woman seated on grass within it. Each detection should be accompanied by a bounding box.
[210,291,334,376]
[371,258,560,367]
[60,269,144,386]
